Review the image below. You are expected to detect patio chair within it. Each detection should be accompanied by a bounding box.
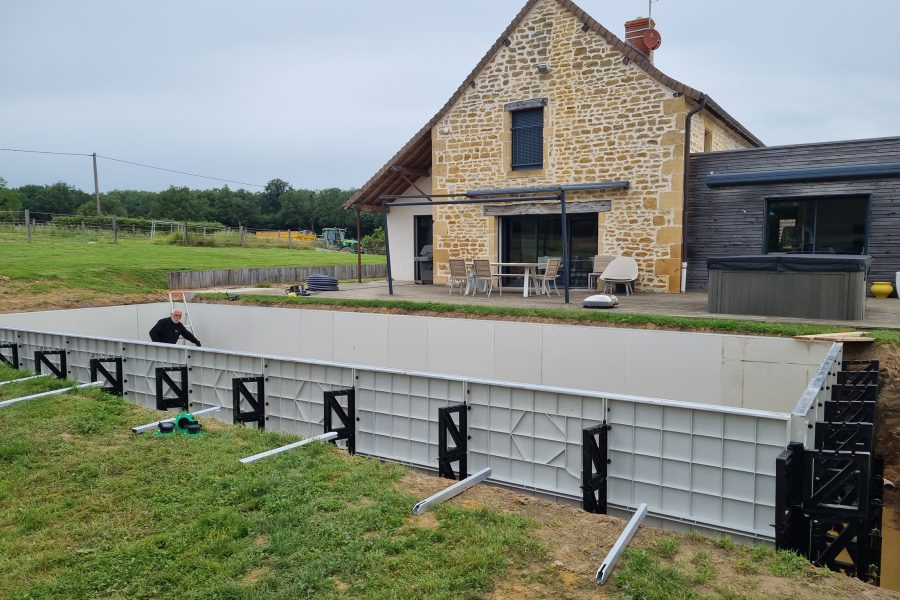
[532,257,561,296]
[472,258,501,296]
[587,254,615,291]
[599,256,638,295]
[448,258,469,295]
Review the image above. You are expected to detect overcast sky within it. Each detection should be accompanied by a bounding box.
[1,0,898,193]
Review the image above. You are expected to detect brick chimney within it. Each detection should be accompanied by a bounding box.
[625,17,656,61]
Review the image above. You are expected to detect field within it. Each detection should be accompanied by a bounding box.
[1,365,893,600]
[0,234,384,311]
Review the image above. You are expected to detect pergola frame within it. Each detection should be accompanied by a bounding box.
[379,182,629,304]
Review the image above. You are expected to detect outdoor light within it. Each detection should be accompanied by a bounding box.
[536,63,550,74]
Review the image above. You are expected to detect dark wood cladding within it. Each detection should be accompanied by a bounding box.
[686,137,900,291]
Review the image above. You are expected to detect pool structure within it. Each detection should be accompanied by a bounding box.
[0,302,860,545]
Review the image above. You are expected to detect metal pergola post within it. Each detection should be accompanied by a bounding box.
[382,199,393,295]
[560,189,570,304]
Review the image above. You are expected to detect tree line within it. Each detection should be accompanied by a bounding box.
[0,177,382,236]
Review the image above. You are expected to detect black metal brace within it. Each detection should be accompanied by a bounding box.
[775,442,809,556]
[232,376,265,429]
[814,421,875,453]
[0,343,18,368]
[438,403,468,480]
[155,366,188,411]
[35,350,66,379]
[324,389,355,455]
[831,383,877,403]
[581,421,610,514]
[90,358,123,395]
[824,399,877,423]
[802,450,873,518]
[838,360,879,386]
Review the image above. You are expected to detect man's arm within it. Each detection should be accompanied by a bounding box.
[177,323,201,346]
[149,319,164,342]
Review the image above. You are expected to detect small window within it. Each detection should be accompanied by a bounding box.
[511,107,543,170]
[766,196,868,255]
[703,129,713,152]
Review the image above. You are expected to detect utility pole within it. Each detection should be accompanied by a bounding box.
[92,152,101,215]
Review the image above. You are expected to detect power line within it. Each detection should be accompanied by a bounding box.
[0,148,92,157]
[96,155,265,188]
[0,147,266,188]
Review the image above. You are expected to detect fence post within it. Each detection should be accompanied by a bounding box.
[287,229,292,249]
[24,209,31,242]
[240,225,245,247]
[112,215,118,244]
[182,221,188,245]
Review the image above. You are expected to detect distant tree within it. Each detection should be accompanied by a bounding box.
[150,186,210,221]
[75,196,127,216]
[0,177,23,213]
[106,190,157,218]
[260,178,291,216]
[16,181,91,217]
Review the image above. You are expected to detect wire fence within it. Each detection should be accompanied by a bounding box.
[0,210,383,253]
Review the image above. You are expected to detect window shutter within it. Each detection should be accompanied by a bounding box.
[511,108,543,170]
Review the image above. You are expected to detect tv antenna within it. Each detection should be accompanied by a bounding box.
[648,0,660,19]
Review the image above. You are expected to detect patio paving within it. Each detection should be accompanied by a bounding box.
[201,279,900,330]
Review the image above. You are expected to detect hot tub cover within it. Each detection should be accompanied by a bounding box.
[707,254,871,273]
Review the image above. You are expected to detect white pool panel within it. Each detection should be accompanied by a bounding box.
[0,304,841,541]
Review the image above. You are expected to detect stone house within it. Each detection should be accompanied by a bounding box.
[344,0,762,292]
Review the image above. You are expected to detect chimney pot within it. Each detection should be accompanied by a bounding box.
[625,17,656,61]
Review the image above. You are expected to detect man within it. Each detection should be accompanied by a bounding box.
[149,309,202,346]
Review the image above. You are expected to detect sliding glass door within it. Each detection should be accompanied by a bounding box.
[500,213,598,287]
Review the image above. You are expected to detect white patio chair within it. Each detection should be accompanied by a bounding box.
[599,256,638,295]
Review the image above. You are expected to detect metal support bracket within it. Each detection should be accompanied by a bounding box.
[814,421,875,453]
[155,366,188,411]
[35,350,66,379]
[232,376,265,429]
[0,343,18,368]
[324,388,355,455]
[438,403,468,480]
[582,421,610,514]
[775,442,809,555]
[90,357,123,396]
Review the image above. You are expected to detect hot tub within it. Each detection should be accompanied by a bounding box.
[707,254,871,320]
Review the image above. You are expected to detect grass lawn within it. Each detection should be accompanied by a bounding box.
[0,371,538,600]
[0,234,384,309]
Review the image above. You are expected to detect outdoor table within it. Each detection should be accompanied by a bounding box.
[490,262,543,297]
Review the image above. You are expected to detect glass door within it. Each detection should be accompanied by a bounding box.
[500,213,598,287]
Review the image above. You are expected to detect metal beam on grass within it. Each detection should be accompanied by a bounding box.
[595,502,648,584]
[0,380,103,409]
[0,374,50,387]
[239,431,339,464]
[411,467,491,515]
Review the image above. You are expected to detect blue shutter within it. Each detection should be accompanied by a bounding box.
[511,108,543,170]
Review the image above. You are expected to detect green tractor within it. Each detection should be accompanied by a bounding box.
[322,227,358,252]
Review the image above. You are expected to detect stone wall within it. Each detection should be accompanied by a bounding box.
[430,0,754,292]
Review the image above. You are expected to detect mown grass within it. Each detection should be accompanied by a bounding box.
[0,236,383,295]
[201,293,900,346]
[0,381,539,599]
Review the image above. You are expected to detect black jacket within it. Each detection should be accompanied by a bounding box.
[149,318,201,346]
